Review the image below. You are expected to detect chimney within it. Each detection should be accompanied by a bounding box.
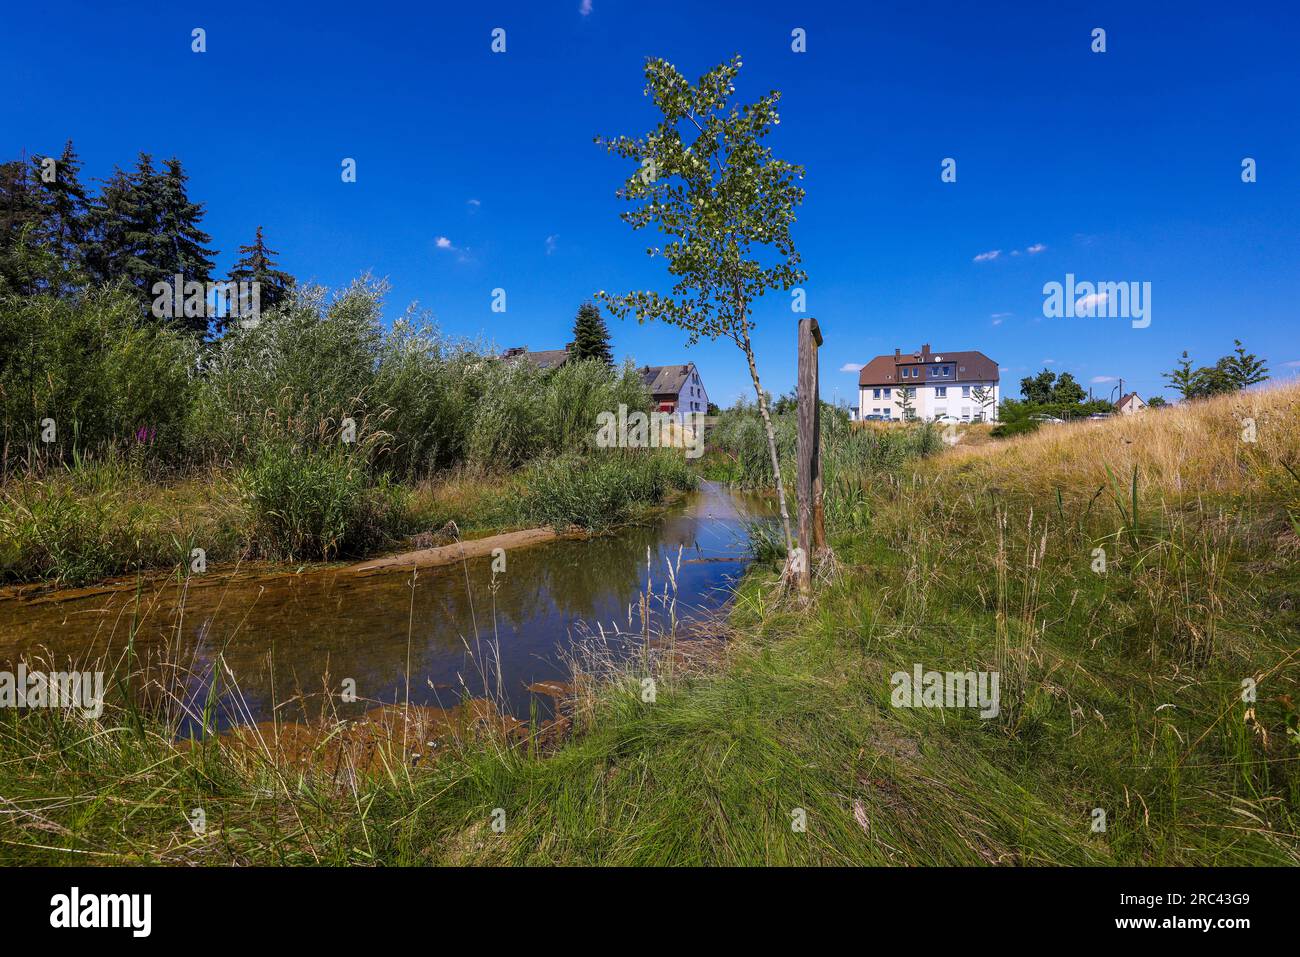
[921,343,931,358]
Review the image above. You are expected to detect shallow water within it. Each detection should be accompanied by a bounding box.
[0,481,770,732]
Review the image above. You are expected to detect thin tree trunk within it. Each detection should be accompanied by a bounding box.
[739,322,795,559]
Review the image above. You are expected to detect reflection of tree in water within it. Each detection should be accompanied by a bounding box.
[531,531,657,622]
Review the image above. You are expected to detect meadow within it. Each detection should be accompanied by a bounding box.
[4,383,1293,864]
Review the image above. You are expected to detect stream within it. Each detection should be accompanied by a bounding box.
[0,481,772,733]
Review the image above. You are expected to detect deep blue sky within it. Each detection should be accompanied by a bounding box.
[3,1,1296,406]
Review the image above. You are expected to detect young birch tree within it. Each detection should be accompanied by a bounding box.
[596,55,805,561]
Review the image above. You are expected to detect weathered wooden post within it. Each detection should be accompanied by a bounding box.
[796,317,824,593]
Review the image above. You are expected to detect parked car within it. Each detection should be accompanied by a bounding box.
[934,414,961,424]
[1028,414,1065,424]
[1087,412,1112,420]
[862,414,887,421]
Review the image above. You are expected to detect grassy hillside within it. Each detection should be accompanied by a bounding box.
[2,384,1297,864]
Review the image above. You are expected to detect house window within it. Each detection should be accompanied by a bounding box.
[935,387,947,398]
[883,387,891,398]
[873,388,882,399]
[962,386,971,398]
[943,366,951,377]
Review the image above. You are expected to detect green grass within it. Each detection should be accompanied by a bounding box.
[236,441,408,561]
[517,449,697,532]
[2,388,1297,865]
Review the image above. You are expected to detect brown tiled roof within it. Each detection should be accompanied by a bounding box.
[1114,392,1142,409]
[499,346,571,370]
[858,347,999,387]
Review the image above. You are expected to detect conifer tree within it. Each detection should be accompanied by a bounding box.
[226,225,295,330]
[84,154,216,334]
[0,157,43,294]
[155,157,216,335]
[571,300,613,366]
[29,140,90,292]
[84,157,157,298]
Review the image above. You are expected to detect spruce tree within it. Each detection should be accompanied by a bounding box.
[156,157,216,336]
[226,225,294,330]
[0,156,43,294]
[571,300,613,366]
[30,140,90,292]
[84,156,159,300]
[121,153,168,297]
[85,154,216,334]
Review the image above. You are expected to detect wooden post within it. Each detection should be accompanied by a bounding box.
[796,317,823,593]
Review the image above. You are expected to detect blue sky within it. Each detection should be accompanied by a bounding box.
[3,1,1297,406]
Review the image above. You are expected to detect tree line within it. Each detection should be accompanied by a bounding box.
[0,141,294,338]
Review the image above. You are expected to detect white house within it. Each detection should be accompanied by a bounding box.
[858,344,1000,422]
[639,363,709,422]
[1115,392,1145,415]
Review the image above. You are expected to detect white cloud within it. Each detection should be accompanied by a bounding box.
[1026,242,1047,254]
[545,234,559,255]
[466,198,481,208]
[1076,291,1109,313]
[579,0,592,14]
[1043,358,1057,365]
[1284,360,1300,368]
[973,250,1001,263]
[840,362,864,373]
[435,236,453,250]
[1090,375,1117,384]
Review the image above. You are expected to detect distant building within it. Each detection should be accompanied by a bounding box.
[640,363,709,422]
[498,344,573,370]
[858,344,1000,421]
[1115,392,1145,415]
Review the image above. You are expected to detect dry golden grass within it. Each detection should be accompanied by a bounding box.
[404,469,522,534]
[935,382,1300,501]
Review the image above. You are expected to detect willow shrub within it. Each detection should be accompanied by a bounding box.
[236,440,408,561]
[0,286,196,469]
[518,448,696,531]
[189,278,387,463]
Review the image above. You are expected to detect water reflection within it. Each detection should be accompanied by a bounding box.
[0,482,770,730]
